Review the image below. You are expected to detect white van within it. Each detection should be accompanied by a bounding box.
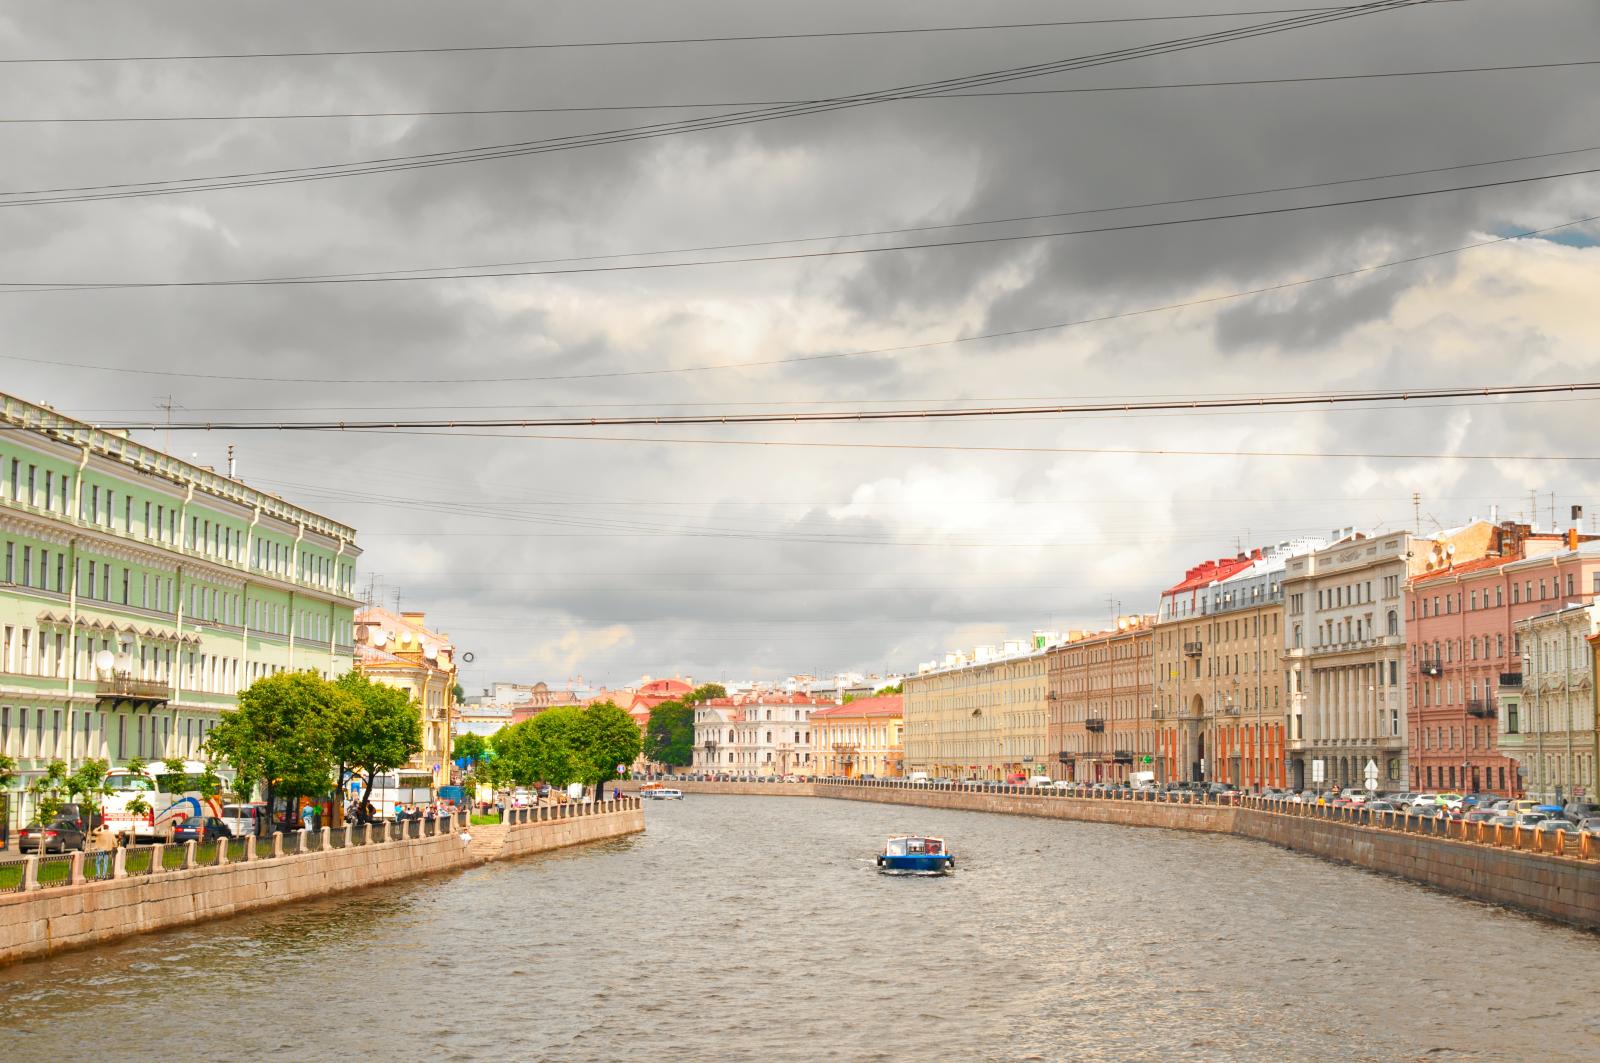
[566,782,589,803]
[908,771,931,785]
[1128,771,1158,791]
[1027,775,1053,787]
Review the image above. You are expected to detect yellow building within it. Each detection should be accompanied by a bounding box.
[811,696,904,778]
[904,639,1055,781]
[353,608,457,790]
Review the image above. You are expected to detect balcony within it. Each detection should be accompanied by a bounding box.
[1466,700,1496,719]
[96,676,169,704]
[1085,717,1106,733]
[1057,750,1073,763]
[1420,660,1443,678]
[1183,642,1203,658]
[832,742,860,754]
[1222,705,1241,716]
[1497,672,1522,689]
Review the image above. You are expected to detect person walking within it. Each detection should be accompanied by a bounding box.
[300,802,316,833]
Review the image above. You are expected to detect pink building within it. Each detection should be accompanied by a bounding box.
[1406,525,1600,795]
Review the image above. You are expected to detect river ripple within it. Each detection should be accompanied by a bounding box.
[3,795,1598,1062]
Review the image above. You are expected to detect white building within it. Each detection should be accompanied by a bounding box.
[1501,603,1598,804]
[690,692,819,777]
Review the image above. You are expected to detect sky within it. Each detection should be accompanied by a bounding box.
[2,0,1598,693]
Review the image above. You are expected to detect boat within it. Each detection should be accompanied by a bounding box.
[639,785,684,800]
[876,834,954,874]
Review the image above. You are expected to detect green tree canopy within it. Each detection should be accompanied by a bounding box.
[644,700,695,768]
[207,671,345,835]
[453,733,489,766]
[875,681,903,695]
[491,708,584,788]
[575,701,643,797]
[0,754,16,791]
[686,683,726,704]
[65,758,115,825]
[331,671,423,805]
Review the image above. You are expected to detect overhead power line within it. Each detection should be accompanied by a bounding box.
[5,162,1597,295]
[1,210,1594,386]
[9,55,1580,124]
[10,380,1596,433]
[7,140,1597,292]
[0,1,1433,207]
[0,4,1468,63]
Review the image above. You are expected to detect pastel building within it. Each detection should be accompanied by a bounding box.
[1502,603,1599,804]
[1405,525,1600,795]
[1046,617,1155,784]
[811,695,904,778]
[903,634,1061,781]
[353,607,457,790]
[0,390,360,792]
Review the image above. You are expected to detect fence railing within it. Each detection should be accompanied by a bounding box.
[1,796,640,895]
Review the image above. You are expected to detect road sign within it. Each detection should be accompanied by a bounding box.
[1142,755,1153,764]
[1364,758,1379,788]
[617,763,627,774]
[1312,759,1325,784]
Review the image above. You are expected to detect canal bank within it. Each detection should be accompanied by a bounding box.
[628,781,1600,930]
[0,798,643,967]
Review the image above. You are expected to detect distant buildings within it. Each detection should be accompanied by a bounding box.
[1152,540,1322,788]
[691,691,820,777]
[1047,617,1155,784]
[811,695,904,778]
[354,607,457,790]
[903,634,1062,781]
[1505,603,1599,803]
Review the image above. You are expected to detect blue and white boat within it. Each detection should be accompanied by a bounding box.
[876,834,954,874]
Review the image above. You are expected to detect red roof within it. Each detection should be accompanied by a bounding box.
[1408,555,1507,586]
[1161,555,1256,597]
[811,695,902,719]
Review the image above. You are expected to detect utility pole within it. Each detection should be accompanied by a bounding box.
[155,395,182,454]
[1413,492,1421,536]
[226,444,236,479]
[1530,490,1539,531]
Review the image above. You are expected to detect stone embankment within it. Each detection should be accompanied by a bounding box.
[0,798,644,967]
[629,780,1600,929]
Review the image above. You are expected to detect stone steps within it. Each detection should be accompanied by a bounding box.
[466,823,508,861]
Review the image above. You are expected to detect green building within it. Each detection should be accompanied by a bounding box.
[0,390,361,797]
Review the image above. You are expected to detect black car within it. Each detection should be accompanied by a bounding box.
[171,816,233,843]
[18,817,88,853]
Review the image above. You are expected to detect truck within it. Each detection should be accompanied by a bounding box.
[908,771,931,785]
[1128,771,1158,791]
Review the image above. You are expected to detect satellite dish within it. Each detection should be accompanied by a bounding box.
[372,630,388,647]
[423,643,438,660]
[1446,544,1456,556]
[94,650,116,672]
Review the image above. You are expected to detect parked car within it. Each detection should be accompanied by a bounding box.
[1489,814,1519,827]
[221,803,267,837]
[1577,818,1600,837]
[170,816,233,843]
[1534,818,1579,834]
[1512,812,1548,828]
[1027,775,1052,787]
[1463,810,1498,825]
[18,817,88,853]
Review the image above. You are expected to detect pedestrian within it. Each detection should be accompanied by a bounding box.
[300,802,315,833]
[612,785,621,801]
[88,821,116,879]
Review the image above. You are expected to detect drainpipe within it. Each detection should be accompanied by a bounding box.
[66,535,79,764]
[242,508,260,685]
[287,524,303,671]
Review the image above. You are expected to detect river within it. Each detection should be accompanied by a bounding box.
[3,795,1598,1061]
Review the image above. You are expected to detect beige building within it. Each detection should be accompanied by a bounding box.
[1154,542,1321,789]
[904,637,1056,781]
[1047,617,1155,784]
[811,695,904,778]
[354,607,457,791]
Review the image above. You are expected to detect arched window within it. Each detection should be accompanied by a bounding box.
[1387,610,1398,637]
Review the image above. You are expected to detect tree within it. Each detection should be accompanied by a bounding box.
[875,682,903,696]
[574,701,643,801]
[493,709,584,789]
[207,671,342,837]
[453,733,489,768]
[0,754,16,791]
[644,700,695,768]
[330,672,423,822]
[29,760,70,828]
[686,683,726,705]
[452,682,466,704]
[65,758,115,828]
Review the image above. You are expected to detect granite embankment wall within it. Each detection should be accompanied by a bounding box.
[0,800,643,967]
[633,780,1600,928]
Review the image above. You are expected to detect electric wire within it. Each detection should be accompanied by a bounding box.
[6,54,1576,124]
[0,2,1433,207]
[7,139,1596,291]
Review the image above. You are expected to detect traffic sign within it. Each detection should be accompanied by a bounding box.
[1142,755,1153,764]
[1312,759,1325,784]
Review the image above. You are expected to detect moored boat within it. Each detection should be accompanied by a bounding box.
[640,785,684,800]
[876,834,954,874]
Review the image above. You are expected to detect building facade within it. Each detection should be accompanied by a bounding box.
[904,638,1054,781]
[353,608,457,790]
[810,695,904,778]
[1280,526,1495,791]
[690,692,817,777]
[1501,603,1598,803]
[0,390,361,798]
[1153,542,1319,789]
[1405,528,1600,796]
[1046,617,1154,784]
